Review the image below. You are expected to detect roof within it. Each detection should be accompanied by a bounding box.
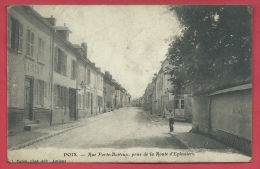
[54,26,72,33]
[207,83,252,96]
[72,44,82,48]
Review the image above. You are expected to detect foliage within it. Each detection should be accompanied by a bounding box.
[166,6,252,95]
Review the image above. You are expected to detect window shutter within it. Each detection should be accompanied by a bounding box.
[71,60,73,78]
[57,85,61,107]
[31,32,34,57]
[15,21,19,51]
[64,54,67,75]
[26,29,30,55]
[41,81,44,107]
[54,47,58,71]
[65,88,69,109]
[53,85,57,107]
[18,23,23,52]
[44,81,47,98]
[60,52,64,74]
[34,79,38,106]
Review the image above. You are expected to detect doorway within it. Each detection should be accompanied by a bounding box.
[69,88,76,120]
[24,77,33,121]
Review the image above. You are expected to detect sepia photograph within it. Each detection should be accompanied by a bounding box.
[7,5,252,163]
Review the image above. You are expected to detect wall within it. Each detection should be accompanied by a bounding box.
[191,86,252,155]
[8,108,25,133]
[210,89,252,141]
[184,95,193,122]
[191,95,210,133]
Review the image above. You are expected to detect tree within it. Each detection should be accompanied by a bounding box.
[166,6,252,95]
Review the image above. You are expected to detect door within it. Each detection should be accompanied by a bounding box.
[174,98,185,118]
[24,77,33,121]
[69,88,76,120]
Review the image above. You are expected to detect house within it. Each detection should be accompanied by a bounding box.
[51,23,79,124]
[104,71,116,112]
[146,58,192,121]
[8,6,54,132]
[96,67,104,114]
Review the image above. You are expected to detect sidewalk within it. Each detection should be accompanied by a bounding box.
[8,112,112,150]
[146,111,239,152]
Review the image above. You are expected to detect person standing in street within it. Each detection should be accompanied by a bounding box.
[168,110,175,134]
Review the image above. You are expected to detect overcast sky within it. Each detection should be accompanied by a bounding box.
[33,5,181,99]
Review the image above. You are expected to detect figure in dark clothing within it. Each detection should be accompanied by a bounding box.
[167,110,175,134]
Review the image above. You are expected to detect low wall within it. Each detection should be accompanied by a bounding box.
[209,88,252,155]
[192,84,252,155]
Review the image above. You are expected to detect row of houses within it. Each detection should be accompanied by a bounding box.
[8,6,131,133]
[137,59,192,122]
[139,59,252,154]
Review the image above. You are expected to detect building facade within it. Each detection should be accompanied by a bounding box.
[7,6,131,133]
[142,58,192,121]
[8,6,53,132]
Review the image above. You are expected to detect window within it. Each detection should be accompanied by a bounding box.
[181,100,184,109]
[100,78,103,90]
[38,37,45,62]
[54,84,68,108]
[54,47,67,75]
[86,92,89,108]
[94,74,97,87]
[18,23,23,52]
[175,100,179,109]
[78,94,82,109]
[8,16,23,52]
[35,80,44,106]
[87,69,91,85]
[26,29,34,57]
[71,60,76,79]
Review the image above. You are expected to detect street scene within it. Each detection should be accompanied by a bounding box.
[7,5,252,163]
[8,107,250,162]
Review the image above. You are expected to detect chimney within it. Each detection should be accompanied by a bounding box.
[81,43,87,59]
[45,15,56,26]
[55,23,72,41]
[105,71,109,77]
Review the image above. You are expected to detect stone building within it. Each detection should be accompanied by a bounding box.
[8,6,53,132]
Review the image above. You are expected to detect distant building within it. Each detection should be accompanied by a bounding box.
[143,58,192,121]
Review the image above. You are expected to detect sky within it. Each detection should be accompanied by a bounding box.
[33,5,181,99]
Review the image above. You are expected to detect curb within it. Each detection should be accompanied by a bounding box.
[173,135,193,149]
[144,110,159,122]
[9,123,86,151]
[9,112,112,150]
[143,109,193,149]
